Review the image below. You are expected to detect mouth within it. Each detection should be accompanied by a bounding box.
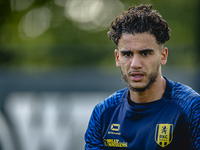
[132,74,143,77]
[129,72,145,81]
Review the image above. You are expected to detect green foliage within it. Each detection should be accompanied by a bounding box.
[0,0,199,69]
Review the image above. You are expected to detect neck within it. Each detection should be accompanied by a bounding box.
[129,76,166,103]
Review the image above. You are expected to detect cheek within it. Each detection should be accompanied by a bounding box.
[119,61,130,73]
[151,60,160,72]
[146,59,160,72]
[120,59,131,69]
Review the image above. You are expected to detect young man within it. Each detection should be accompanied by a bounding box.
[85,4,200,149]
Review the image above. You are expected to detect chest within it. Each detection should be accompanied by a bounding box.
[101,102,189,149]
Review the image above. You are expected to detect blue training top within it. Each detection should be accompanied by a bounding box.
[85,77,200,150]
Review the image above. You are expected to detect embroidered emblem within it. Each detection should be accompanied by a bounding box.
[155,124,173,147]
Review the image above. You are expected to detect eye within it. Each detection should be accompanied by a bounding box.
[121,51,133,57]
[125,52,132,57]
[140,49,154,57]
[142,51,150,56]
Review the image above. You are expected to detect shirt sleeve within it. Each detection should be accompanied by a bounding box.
[189,98,200,149]
[84,105,105,150]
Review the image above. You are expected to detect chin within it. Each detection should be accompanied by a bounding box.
[129,82,151,93]
[129,86,147,93]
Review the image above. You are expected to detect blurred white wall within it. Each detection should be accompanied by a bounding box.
[5,92,110,150]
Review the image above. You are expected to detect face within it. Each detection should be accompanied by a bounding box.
[115,32,168,92]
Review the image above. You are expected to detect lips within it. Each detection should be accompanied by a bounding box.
[129,72,145,81]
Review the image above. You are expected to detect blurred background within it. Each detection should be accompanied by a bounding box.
[0,0,200,150]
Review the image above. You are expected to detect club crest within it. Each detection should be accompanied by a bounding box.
[155,124,173,147]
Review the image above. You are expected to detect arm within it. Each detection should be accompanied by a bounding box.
[84,105,105,150]
[189,98,200,149]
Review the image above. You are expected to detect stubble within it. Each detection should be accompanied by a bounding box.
[121,64,160,92]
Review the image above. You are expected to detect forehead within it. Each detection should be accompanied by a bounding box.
[118,32,160,51]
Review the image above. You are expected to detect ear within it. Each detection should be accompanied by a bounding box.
[160,47,168,65]
[115,49,121,67]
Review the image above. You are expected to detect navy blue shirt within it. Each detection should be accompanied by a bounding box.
[85,78,200,149]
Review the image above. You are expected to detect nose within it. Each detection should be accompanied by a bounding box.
[130,55,142,69]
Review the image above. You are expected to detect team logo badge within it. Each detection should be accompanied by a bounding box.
[155,124,173,147]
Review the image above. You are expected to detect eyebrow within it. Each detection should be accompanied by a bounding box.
[139,49,154,53]
[140,48,154,51]
[120,50,132,54]
[120,49,154,53]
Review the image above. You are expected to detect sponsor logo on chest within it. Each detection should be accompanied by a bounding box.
[104,123,128,147]
[104,123,174,148]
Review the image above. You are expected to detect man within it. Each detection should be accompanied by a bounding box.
[85,4,200,149]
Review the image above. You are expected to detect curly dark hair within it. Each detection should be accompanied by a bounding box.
[107,4,171,45]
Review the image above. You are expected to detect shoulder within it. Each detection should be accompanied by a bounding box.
[85,88,128,137]
[93,88,128,115]
[169,80,200,126]
[163,77,200,112]
[169,79,200,111]
[85,89,128,149]
[166,78,200,117]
